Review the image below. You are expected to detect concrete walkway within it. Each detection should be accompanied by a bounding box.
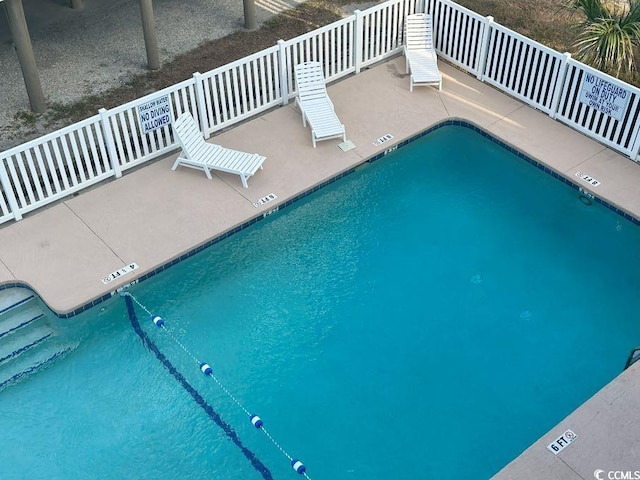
[1,58,638,314]
[494,361,640,480]
[0,57,639,477]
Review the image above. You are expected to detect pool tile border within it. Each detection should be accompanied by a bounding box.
[379,119,640,225]
[2,119,638,318]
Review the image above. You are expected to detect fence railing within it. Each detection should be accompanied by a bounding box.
[431,0,486,75]
[0,114,112,219]
[282,17,356,95]
[481,22,567,115]
[555,60,640,157]
[425,0,640,161]
[2,0,640,225]
[198,45,282,137]
[357,0,423,70]
[106,78,200,174]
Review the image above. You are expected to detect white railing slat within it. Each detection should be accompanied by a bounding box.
[23,150,43,203]
[42,142,62,194]
[32,147,52,198]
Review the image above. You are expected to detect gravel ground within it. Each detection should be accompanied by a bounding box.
[0,0,306,151]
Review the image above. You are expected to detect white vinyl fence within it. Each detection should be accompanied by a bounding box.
[555,61,640,157]
[2,0,640,225]
[426,0,640,158]
[197,46,282,137]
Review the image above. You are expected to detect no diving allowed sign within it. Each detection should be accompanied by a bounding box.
[137,94,172,135]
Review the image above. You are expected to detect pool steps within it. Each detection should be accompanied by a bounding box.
[0,344,74,390]
[0,327,52,364]
[0,288,35,316]
[0,305,45,339]
[0,287,73,390]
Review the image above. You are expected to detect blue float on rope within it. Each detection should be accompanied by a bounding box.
[200,363,213,375]
[127,294,309,479]
[250,414,263,429]
[291,459,306,474]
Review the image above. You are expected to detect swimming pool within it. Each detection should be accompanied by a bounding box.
[1,124,639,479]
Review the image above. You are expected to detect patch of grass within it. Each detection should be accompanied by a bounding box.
[13,110,38,126]
[455,0,581,52]
[263,14,288,30]
[46,96,104,124]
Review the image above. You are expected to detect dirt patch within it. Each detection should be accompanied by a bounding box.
[454,0,580,52]
[0,0,600,152]
[44,0,352,123]
[0,0,356,151]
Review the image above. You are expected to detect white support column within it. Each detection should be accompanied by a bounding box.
[277,40,289,105]
[476,15,493,81]
[549,52,571,120]
[0,160,23,221]
[99,108,122,179]
[630,119,640,162]
[354,10,363,74]
[193,72,210,137]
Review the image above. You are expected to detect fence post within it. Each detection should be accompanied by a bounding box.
[549,52,571,120]
[278,40,289,105]
[630,123,640,162]
[0,160,22,221]
[98,108,122,179]
[193,72,210,138]
[431,0,441,50]
[354,10,363,74]
[430,0,440,51]
[476,15,493,81]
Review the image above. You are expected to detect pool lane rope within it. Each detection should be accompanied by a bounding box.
[123,294,273,480]
[123,292,312,479]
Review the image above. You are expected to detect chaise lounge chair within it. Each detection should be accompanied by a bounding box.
[293,61,347,148]
[404,13,442,92]
[171,112,266,188]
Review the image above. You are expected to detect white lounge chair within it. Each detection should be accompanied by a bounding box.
[171,112,266,188]
[404,13,442,92]
[294,61,347,148]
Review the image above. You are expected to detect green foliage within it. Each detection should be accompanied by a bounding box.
[13,110,38,126]
[567,0,640,76]
[568,0,608,23]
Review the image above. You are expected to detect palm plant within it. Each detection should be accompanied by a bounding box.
[567,0,640,77]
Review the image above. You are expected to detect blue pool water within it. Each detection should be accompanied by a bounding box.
[1,125,640,480]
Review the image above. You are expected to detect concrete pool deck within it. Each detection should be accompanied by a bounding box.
[0,56,639,478]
